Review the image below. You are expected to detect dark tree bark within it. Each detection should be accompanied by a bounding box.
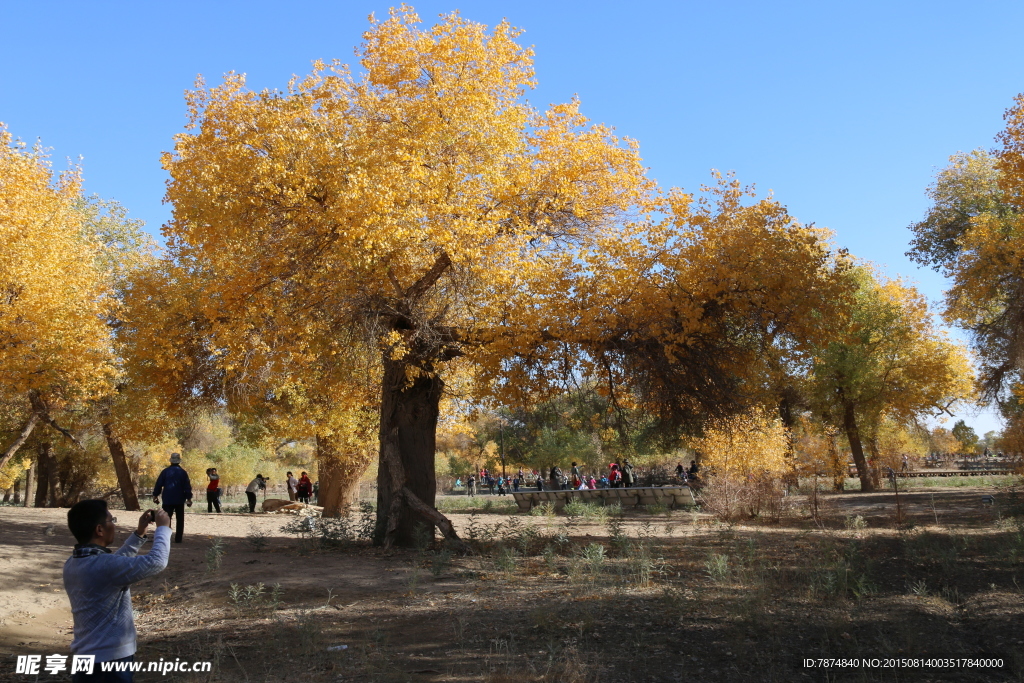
[56,459,90,507]
[840,392,874,492]
[35,442,56,507]
[368,253,467,550]
[373,355,467,550]
[23,461,34,507]
[827,433,845,492]
[374,356,442,546]
[102,422,140,511]
[316,433,366,518]
[778,389,800,490]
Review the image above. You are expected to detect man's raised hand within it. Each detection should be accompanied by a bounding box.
[136,510,155,537]
[154,509,171,528]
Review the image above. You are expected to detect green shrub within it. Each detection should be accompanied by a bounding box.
[705,553,730,583]
[245,524,269,551]
[530,502,556,517]
[564,500,586,517]
[205,537,226,573]
[228,582,282,615]
[494,546,519,579]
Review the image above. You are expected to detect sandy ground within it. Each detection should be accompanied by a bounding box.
[0,485,1018,682]
[0,504,311,656]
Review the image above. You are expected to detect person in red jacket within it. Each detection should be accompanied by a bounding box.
[296,472,312,504]
[609,463,622,488]
[206,468,222,513]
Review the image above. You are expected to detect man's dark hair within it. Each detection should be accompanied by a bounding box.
[68,500,109,545]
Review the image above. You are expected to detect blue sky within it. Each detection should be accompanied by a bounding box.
[3,1,1021,436]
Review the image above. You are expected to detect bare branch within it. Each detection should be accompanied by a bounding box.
[29,390,85,450]
[404,251,451,301]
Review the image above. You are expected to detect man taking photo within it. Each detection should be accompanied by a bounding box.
[64,501,171,682]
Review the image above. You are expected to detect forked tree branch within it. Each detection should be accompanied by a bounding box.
[404,251,451,301]
[0,412,41,473]
[29,391,85,450]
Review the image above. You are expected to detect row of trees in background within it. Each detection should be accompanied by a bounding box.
[4,7,1021,543]
[907,97,1024,458]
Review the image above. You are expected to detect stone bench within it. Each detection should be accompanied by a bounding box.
[510,486,696,513]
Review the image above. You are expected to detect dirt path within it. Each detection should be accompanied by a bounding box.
[1,485,1022,682]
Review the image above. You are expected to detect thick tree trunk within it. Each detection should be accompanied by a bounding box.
[316,434,366,518]
[778,392,798,490]
[827,433,845,492]
[373,357,466,549]
[23,462,34,507]
[47,446,62,507]
[102,423,140,511]
[840,394,874,492]
[866,436,883,489]
[35,442,55,507]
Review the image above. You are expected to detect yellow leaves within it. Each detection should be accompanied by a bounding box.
[812,265,974,437]
[995,93,1024,203]
[692,407,792,478]
[153,6,654,428]
[0,125,115,405]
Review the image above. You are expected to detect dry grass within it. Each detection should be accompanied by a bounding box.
[3,485,1023,682]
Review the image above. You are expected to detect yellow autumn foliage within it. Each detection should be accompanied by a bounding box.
[156,6,649,405]
[692,407,792,479]
[0,126,115,406]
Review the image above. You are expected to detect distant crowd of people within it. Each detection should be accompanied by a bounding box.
[147,453,320,543]
[148,450,703,544]
[456,459,700,495]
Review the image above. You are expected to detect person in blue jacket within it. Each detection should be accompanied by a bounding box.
[152,453,193,543]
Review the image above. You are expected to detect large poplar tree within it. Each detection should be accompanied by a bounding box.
[0,127,116,475]
[157,8,649,546]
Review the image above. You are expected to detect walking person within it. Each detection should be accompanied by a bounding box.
[286,472,298,501]
[152,453,192,543]
[467,474,477,496]
[296,472,312,504]
[609,463,621,488]
[206,468,222,513]
[622,458,636,488]
[549,465,562,491]
[245,474,268,513]
[64,501,171,682]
